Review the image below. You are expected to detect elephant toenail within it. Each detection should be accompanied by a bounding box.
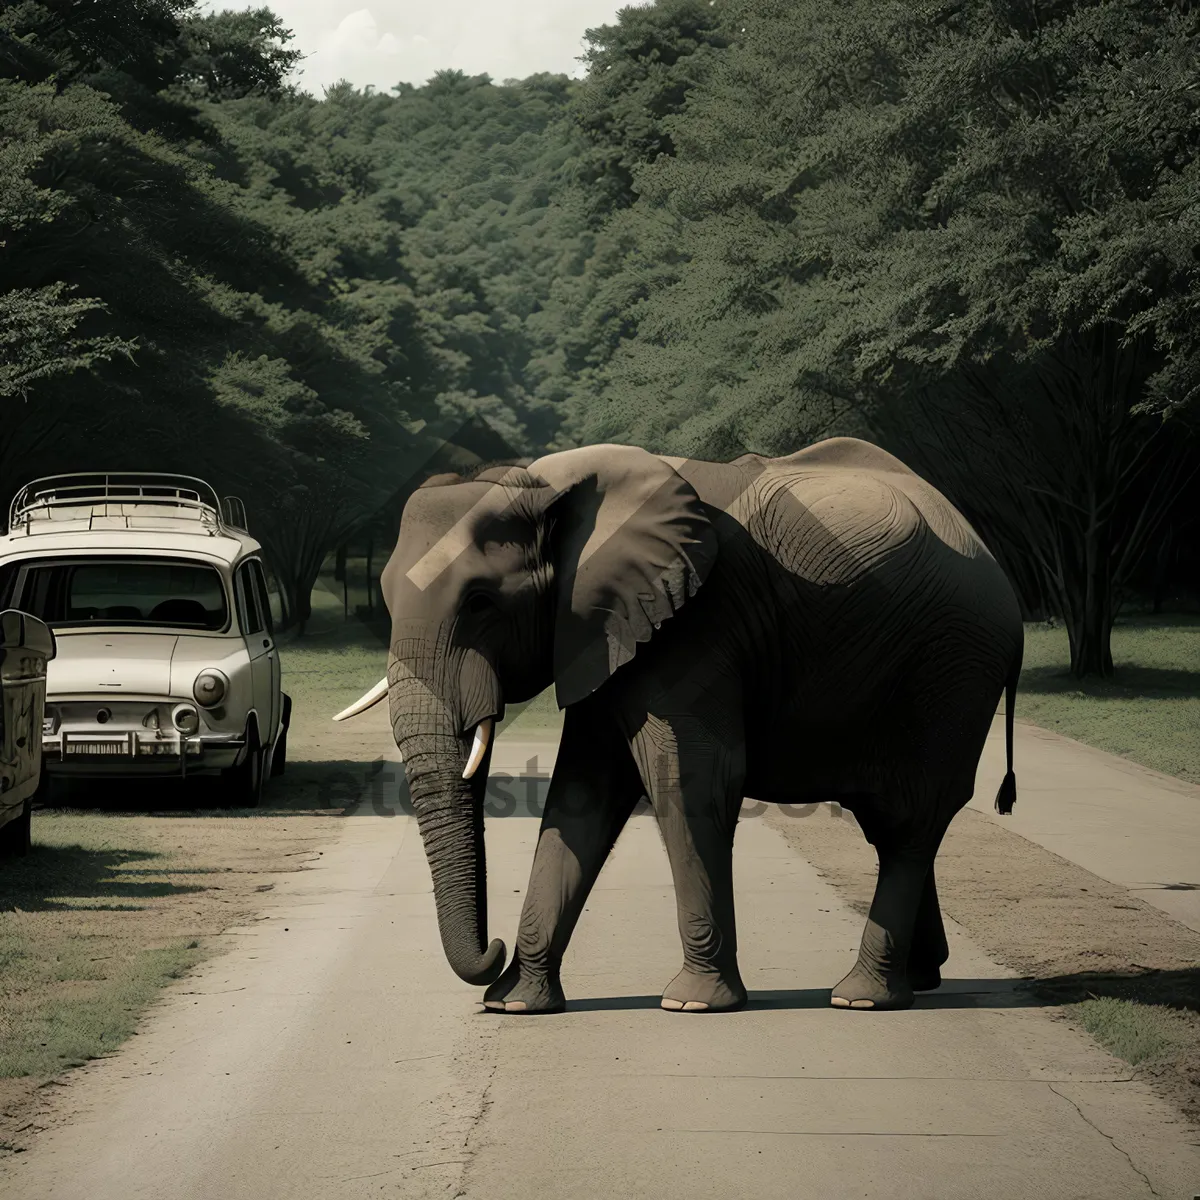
[830,996,850,1007]
[661,998,684,1010]
[682,1001,709,1011]
[484,1001,505,1010]
[505,1001,527,1012]
[850,999,874,1008]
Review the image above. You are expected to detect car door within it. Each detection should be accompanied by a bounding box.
[234,561,275,748]
[247,559,280,745]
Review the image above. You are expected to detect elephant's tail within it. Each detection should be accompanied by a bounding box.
[994,650,1021,815]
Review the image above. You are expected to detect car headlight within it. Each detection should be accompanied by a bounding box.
[172,704,201,736]
[193,669,228,709]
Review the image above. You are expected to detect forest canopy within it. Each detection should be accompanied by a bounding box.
[2,0,1196,670]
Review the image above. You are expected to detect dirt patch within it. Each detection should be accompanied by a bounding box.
[0,808,346,1155]
[764,802,1200,1123]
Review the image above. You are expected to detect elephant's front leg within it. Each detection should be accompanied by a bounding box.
[632,713,748,1014]
[483,705,643,1014]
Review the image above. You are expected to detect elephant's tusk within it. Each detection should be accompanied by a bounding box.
[331,676,389,722]
[462,718,494,780]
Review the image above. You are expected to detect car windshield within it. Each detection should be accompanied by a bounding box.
[13,558,229,630]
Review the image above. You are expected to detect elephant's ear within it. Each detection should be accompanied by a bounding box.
[528,445,718,709]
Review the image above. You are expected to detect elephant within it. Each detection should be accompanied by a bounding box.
[333,437,1024,1014]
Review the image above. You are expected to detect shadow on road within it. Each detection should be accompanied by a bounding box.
[33,761,411,818]
[1018,663,1200,700]
[479,983,1042,1013]
[0,841,208,913]
[34,763,567,819]
[35,766,864,825]
[475,972,1200,1014]
[1031,967,1200,1014]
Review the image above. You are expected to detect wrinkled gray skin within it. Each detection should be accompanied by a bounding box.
[376,438,1024,1014]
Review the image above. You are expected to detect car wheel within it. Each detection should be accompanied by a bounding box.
[0,797,32,859]
[224,727,264,809]
[270,694,291,779]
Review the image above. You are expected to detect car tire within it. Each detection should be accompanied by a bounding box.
[0,797,32,858]
[225,726,264,809]
[270,694,291,779]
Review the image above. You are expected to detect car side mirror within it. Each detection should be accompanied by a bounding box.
[0,609,56,662]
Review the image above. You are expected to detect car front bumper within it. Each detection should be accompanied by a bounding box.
[42,729,246,776]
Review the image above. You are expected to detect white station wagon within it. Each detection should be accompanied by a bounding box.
[0,474,291,806]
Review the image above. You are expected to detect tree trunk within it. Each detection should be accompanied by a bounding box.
[365,536,374,615]
[292,586,312,637]
[1152,525,1174,614]
[293,553,326,636]
[1064,504,1116,678]
[1065,579,1115,678]
[275,578,298,633]
[338,541,349,619]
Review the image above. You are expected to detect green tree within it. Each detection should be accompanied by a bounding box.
[296,69,588,455]
[0,0,193,90]
[569,0,1200,676]
[537,0,737,446]
[172,8,302,101]
[570,0,734,223]
[0,4,429,635]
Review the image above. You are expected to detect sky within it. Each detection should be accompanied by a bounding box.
[214,1,646,95]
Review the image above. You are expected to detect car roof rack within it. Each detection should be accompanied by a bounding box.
[7,473,250,537]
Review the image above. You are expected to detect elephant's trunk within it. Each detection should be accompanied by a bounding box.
[390,673,505,986]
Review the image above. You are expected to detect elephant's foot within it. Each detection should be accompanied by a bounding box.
[830,961,914,1011]
[660,965,747,1013]
[481,954,565,1014]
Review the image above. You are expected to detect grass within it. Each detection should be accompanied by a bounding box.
[0,820,211,1080]
[1017,612,1200,783]
[0,940,207,1079]
[497,688,564,736]
[1070,996,1197,1068]
[276,582,390,721]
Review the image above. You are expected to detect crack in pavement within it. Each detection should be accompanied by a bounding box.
[499,1070,1138,1083]
[657,1129,1005,1137]
[1047,1083,1161,1198]
[330,1167,403,1183]
[453,1050,501,1200]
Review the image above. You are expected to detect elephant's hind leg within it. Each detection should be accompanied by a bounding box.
[831,841,930,1011]
[832,799,956,1011]
[908,865,949,992]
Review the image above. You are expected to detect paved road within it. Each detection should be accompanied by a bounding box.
[4,722,1197,1200]
[971,716,1200,933]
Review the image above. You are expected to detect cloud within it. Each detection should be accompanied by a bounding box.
[212,1,649,94]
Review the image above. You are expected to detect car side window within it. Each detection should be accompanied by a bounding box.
[0,562,19,608]
[236,563,263,636]
[260,559,285,630]
[248,560,273,636]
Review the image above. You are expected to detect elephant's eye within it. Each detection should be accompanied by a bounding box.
[465,592,493,614]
